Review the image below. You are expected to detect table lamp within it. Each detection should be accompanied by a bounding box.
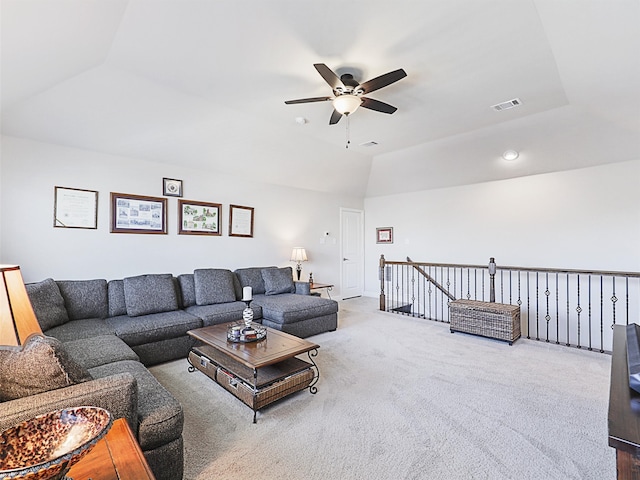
[0,265,42,345]
[290,247,308,281]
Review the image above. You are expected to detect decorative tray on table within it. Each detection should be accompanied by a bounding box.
[227,321,267,343]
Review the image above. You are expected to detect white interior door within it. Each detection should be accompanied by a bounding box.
[340,208,364,299]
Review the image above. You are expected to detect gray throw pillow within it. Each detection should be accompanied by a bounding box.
[262,267,296,295]
[25,278,69,331]
[234,267,276,295]
[194,269,237,305]
[0,334,92,402]
[123,274,178,317]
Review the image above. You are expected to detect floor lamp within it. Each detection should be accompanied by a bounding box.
[0,265,43,345]
[290,248,308,281]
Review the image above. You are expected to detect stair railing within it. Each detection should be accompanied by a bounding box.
[379,255,640,354]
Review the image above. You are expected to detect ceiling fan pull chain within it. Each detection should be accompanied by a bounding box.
[346,115,351,149]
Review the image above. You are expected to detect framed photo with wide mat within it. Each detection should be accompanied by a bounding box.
[178,199,222,235]
[110,192,167,234]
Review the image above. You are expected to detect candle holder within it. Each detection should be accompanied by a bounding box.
[243,300,254,328]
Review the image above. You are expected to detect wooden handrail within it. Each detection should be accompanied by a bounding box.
[406,256,456,301]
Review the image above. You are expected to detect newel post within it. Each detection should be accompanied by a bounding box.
[379,254,386,311]
[489,257,497,303]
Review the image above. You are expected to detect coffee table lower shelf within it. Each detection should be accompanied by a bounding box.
[188,345,316,422]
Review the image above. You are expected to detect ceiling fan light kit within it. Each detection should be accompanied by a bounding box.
[332,95,362,115]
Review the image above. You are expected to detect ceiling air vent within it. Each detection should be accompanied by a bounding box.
[491,98,522,111]
[359,141,379,147]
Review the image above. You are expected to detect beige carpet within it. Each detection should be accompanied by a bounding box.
[150,297,614,480]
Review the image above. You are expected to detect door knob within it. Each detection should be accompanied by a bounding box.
[343,258,349,261]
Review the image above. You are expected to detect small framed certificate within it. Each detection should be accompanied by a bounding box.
[54,186,98,229]
[229,205,254,238]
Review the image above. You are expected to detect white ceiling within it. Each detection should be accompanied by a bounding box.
[2,0,639,197]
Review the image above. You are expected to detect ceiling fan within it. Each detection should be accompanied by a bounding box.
[285,63,407,125]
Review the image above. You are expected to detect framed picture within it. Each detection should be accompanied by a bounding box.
[229,204,254,238]
[163,178,183,197]
[54,186,98,229]
[376,227,393,244]
[110,192,167,234]
[178,200,222,235]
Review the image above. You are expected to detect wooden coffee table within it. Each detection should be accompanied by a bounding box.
[187,323,320,423]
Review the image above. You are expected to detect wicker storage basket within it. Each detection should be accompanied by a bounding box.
[449,299,521,345]
[188,348,314,410]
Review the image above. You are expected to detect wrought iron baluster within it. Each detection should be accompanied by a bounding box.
[545,273,550,343]
[576,274,582,349]
[566,274,570,347]
[588,275,592,351]
[555,273,560,345]
[535,272,540,341]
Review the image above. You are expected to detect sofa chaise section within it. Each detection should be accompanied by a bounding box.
[235,266,338,338]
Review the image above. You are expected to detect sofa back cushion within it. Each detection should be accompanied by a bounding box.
[0,334,92,402]
[194,269,237,305]
[234,267,276,296]
[108,279,127,317]
[262,267,296,295]
[25,278,69,331]
[57,279,108,320]
[123,274,179,317]
[178,274,196,307]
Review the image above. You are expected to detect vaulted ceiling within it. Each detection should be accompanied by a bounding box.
[2,0,639,197]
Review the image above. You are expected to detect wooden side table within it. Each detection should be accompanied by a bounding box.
[310,282,333,299]
[67,417,156,479]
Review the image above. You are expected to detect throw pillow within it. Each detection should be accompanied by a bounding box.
[262,267,296,295]
[194,269,237,305]
[123,274,179,317]
[25,278,69,331]
[0,334,92,402]
[234,267,276,295]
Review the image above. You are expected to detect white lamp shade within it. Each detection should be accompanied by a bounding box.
[290,248,308,263]
[332,95,362,115]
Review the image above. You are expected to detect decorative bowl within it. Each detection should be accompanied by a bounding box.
[0,406,112,480]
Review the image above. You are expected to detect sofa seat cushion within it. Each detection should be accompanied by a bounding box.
[194,269,237,305]
[25,278,69,331]
[123,274,179,317]
[63,335,139,369]
[252,294,338,325]
[88,360,183,451]
[45,318,115,343]
[0,334,92,402]
[106,310,202,347]
[262,267,295,295]
[57,279,108,320]
[185,301,263,327]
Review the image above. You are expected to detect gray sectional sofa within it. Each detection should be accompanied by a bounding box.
[0,266,338,480]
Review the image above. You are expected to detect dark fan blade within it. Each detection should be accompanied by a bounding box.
[358,69,407,94]
[360,97,398,114]
[314,63,344,91]
[329,109,343,125]
[285,97,332,105]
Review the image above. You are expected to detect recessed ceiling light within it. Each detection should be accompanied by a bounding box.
[502,150,519,161]
[295,117,307,125]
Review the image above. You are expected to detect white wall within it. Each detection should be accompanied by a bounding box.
[0,136,363,288]
[364,159,640,296]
